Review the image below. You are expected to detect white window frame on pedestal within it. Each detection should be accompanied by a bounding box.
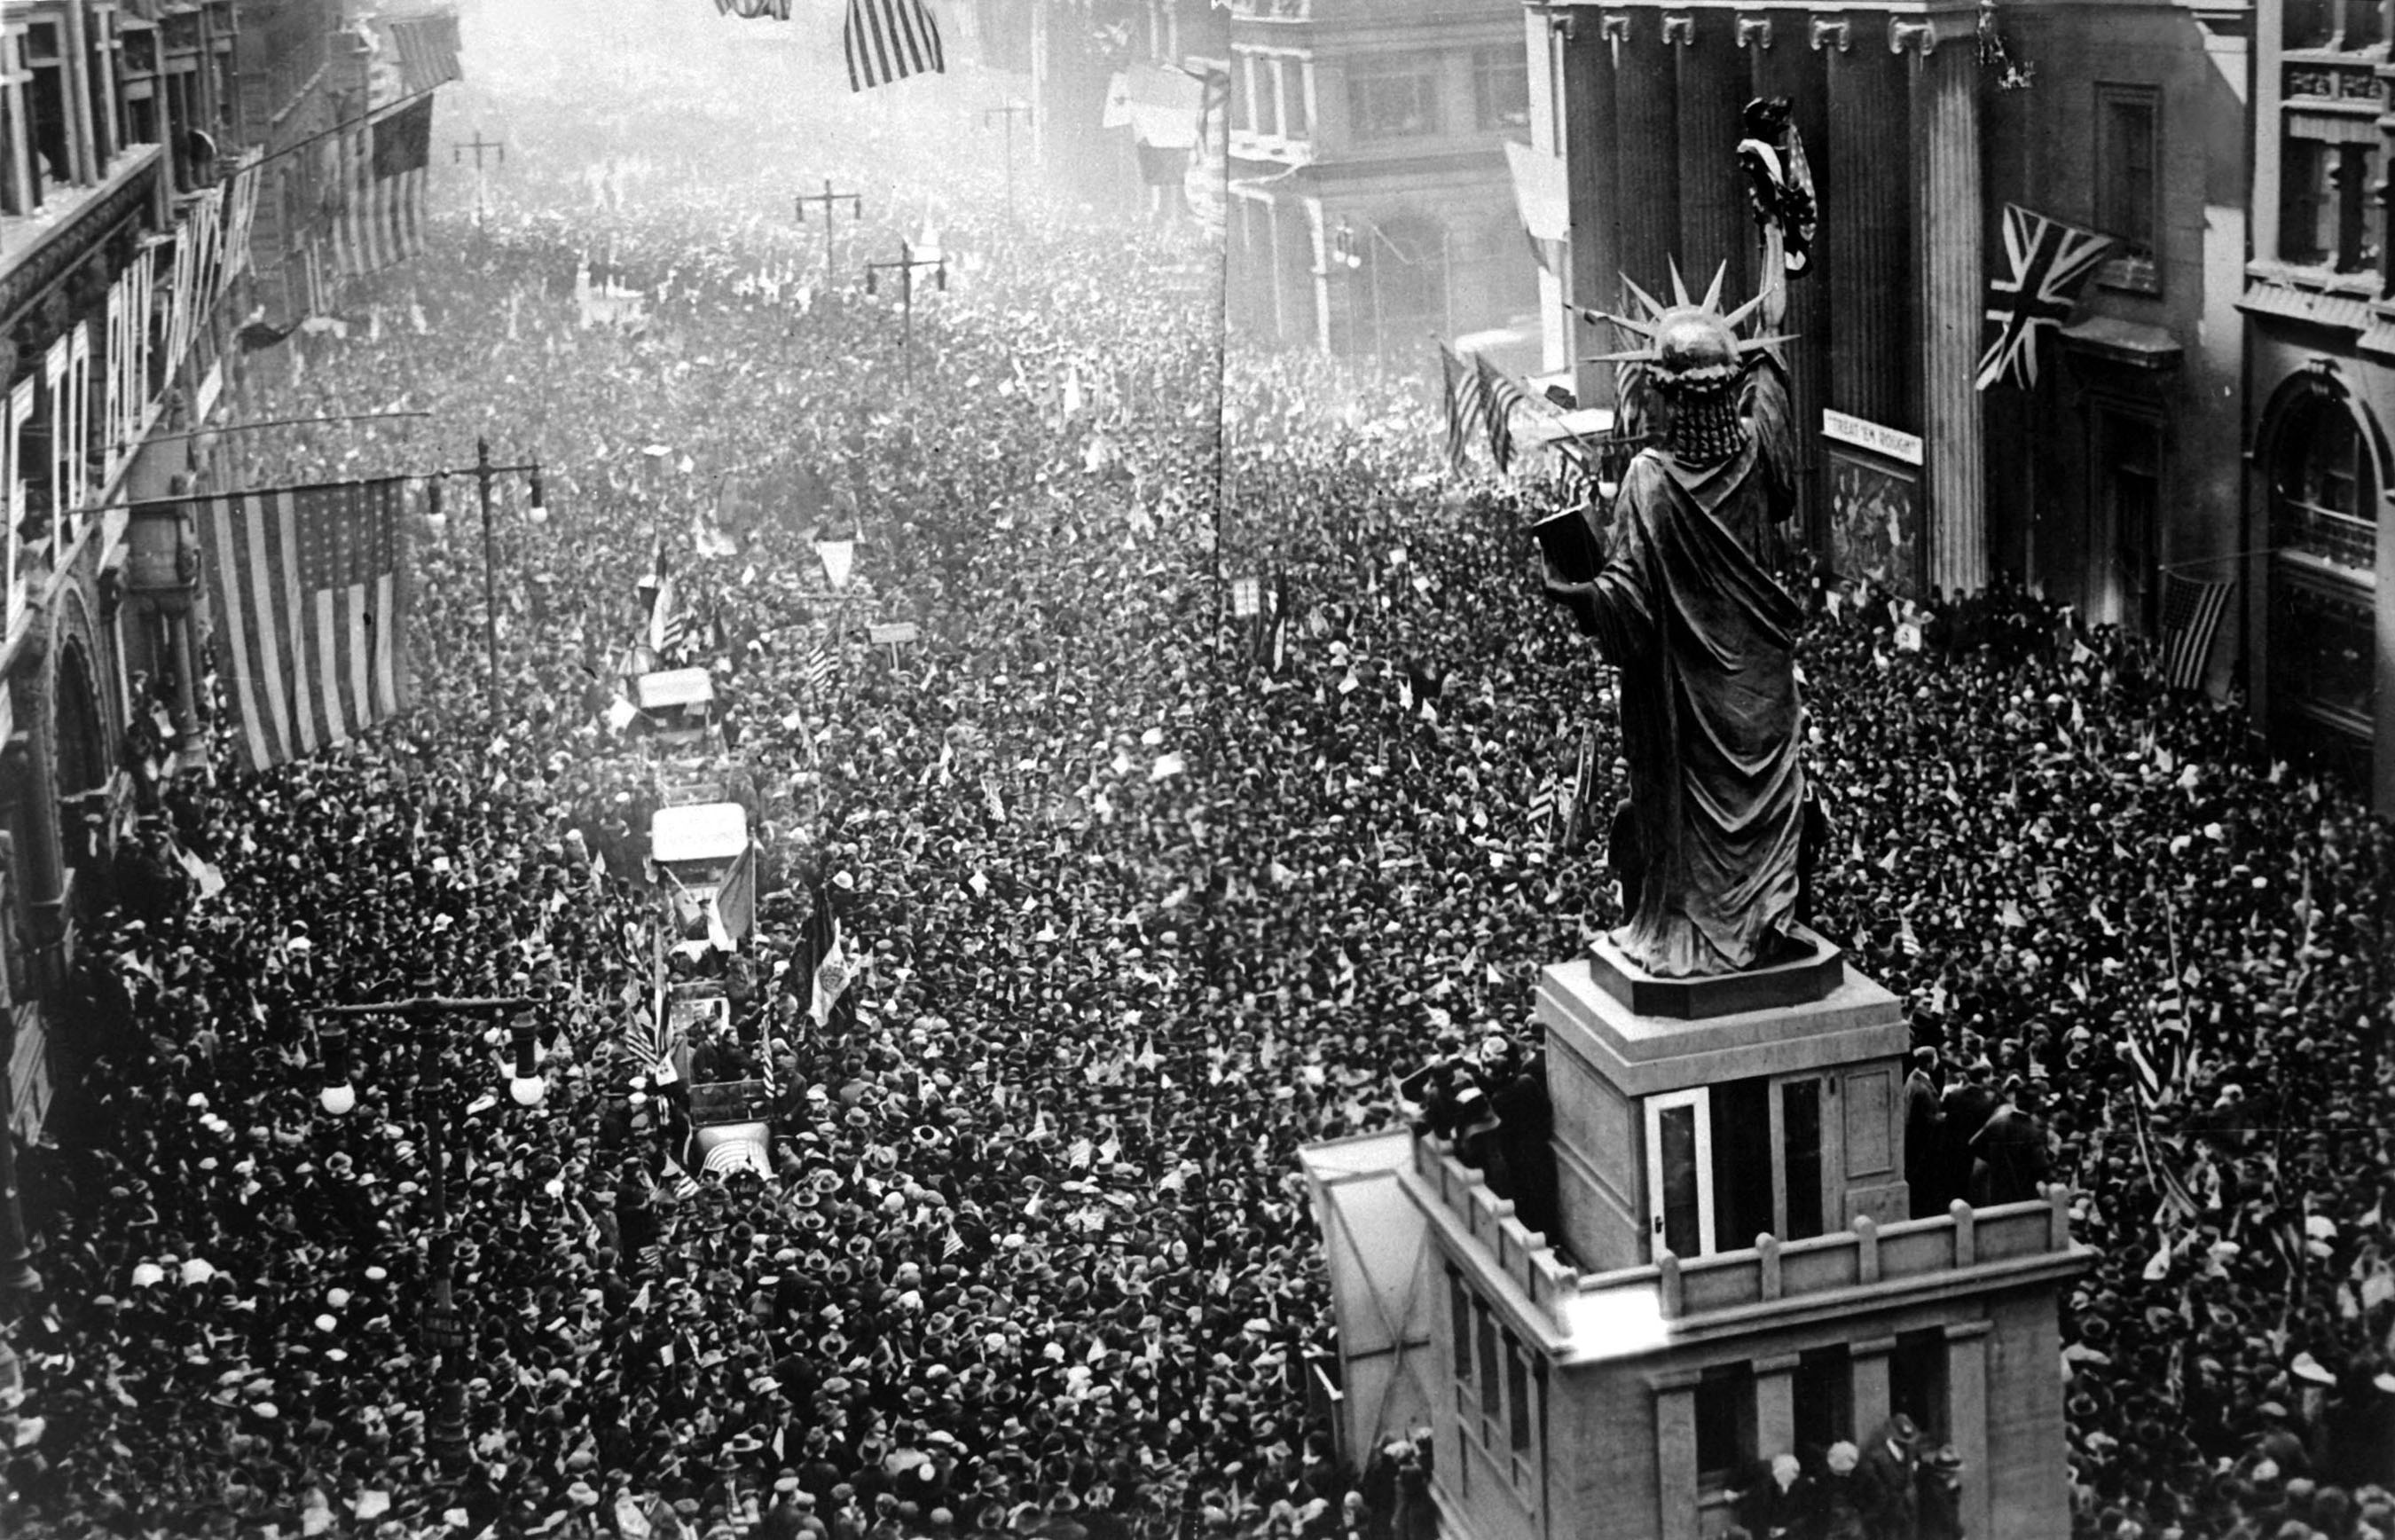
[1645,1088,1716,1261]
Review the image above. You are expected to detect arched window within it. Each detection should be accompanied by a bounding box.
[2272,393,2377,570]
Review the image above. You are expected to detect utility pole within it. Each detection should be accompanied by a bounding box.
[453,131,505,225]
[424,440,546,719]
[863,240,948,394]
[982,102,1032,222]
[793,179,863,280]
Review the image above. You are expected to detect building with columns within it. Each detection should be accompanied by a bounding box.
[1225,0,1540,365]
[2238,0,2395,813]
[1525,0,2248,634]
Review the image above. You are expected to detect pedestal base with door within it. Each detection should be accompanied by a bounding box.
[1371,938,2088,1540]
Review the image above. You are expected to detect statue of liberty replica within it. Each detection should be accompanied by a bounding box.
[1542,265,1808,978]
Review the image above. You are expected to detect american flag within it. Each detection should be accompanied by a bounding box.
[191,479,413,771]
[332,95,434,279]
[1436,342,1487,478]
[1975,204,2120,390]
[1473,352,1532,473]
[220,150,263,284]
[2157,572,2232,693]
[844,0,945,91]
[386,14,463,95]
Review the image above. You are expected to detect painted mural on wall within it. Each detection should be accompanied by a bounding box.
[1826,447,1920,597]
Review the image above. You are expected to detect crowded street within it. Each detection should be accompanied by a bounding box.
[0,4,2388,1540]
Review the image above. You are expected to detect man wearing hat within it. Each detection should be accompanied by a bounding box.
[1855,1414,1922,1540]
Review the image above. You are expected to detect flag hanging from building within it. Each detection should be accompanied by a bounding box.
[333,95,434,278]
[718,0,794,15]
[190,479,414,772]
[2156,571,2232,693]
[1974,203,2120,391]
[387,13,464,93]
[1435,342,1488,478]
[221,150,263,285]
[1503,141,1569,277]
[844,0,945,91]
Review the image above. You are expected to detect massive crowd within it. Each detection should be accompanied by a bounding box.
[1,12,2390,1540]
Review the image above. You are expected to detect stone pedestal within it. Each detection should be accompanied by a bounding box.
[1537,929,1912,1273]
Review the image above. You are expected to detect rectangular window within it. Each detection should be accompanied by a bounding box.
[1712,1078,1772,1253]
[1780,1079,1826,1241]
[1347,54,1440,140]
[1473,46,1529,133]
[1449,1269,1473,1382]
[23,18,75,201]
[2281,139,2335,266]
[1505,1338,1533,1452]
[1280,59,1309,142]
[1891,1331,1950,1442]
[1794,1349,1853,1455]
[2096,85,2158,289]
[1646,1088,1713,1259]
[1475,1300,1501,1423]
[1694,1366,1756,1481]
[1231,54,1253,135]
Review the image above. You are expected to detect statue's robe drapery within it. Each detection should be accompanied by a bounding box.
[1586,430,1805,976]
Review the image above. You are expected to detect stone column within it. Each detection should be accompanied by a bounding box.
[1612,11,1682,302]
[1563,16,1621,406]
[1673,9,1747,298]
[1652,1369,1703,1540]
[1945,1322,1993,1540]
[1850,1335,1896,1441]
[1911,19,1987,597]
[1822,20,1914,433]
[1755,1351,1802,1460]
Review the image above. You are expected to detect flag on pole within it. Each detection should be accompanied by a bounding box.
[844,0,946,91]
[2157,572,2232,693]
[387,14,464,94]
[333,95,435,279]
[189,479,414,772]
[1974,204,2121,390]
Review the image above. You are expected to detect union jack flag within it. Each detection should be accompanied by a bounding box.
[1974,204,2120,391]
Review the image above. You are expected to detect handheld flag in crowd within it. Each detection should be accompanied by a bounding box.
[187,478,414,772]
[1975,203,2120,390]
[844,0,945,91]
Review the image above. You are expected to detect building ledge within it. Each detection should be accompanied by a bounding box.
[2239,267,2380,335]
[0,145,166,329]
[2059,316,2183,373]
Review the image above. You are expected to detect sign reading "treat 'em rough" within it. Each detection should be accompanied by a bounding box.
[1822,409,1925,467]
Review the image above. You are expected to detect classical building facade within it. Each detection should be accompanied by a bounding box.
[1225,0,1539,365]
[1528,0,2247,651]
[2239,0,2395,811]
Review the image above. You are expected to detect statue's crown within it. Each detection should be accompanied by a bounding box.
[1582,262,1791,398]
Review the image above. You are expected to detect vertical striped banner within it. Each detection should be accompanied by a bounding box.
[2157,572,2232,693]
[189,480,414,772]
[844,0,946,91]
[334,96,434,279]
